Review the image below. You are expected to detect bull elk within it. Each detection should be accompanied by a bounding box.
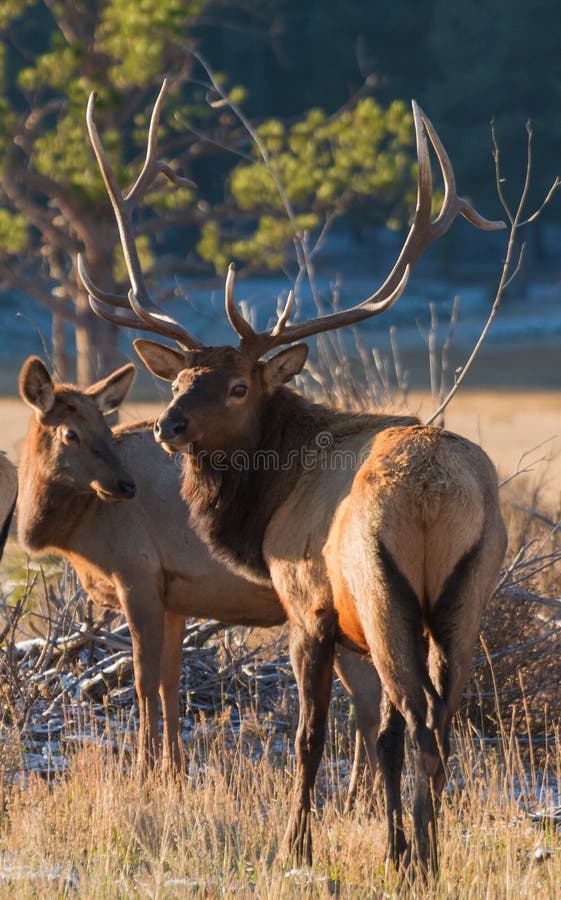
[17,357,381,795]
[80,83,508,872]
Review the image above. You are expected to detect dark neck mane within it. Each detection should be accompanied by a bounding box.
[181,387,415,583]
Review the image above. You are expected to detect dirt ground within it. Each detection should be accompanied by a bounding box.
[3,389,559,510]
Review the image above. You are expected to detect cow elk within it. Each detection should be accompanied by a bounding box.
[0,452,17,560]
[80,83,508,873]
[17,356,381,795]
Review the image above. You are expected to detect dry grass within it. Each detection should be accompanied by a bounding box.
[0,533,559,896]
[1,347,560,895]
[465,477,561,738]
[0,711,559,897]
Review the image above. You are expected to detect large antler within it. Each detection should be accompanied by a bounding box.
[226,101,506,359]
[77,80,203,350]
[81,90,505,361]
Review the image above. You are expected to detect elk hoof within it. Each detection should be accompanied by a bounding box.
[281,813,313,868]
[386,828,408,868]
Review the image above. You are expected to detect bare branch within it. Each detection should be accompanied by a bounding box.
[426,124,560,426]
[0,261,79,325]
[1,173,80,256]
[221,100,504,359]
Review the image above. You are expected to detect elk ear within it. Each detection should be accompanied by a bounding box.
[133,339,186,382]
[262,344,308,389]
[86,363,136,415]
[18,357,55,417]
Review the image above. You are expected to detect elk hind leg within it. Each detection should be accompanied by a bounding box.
[426,540,491,827]
[361,540,445,873]
[412,539,491,873]
[334,645,381,813]
[376,692,407,864]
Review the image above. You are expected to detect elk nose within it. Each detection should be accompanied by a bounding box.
[118,479,136,499]
[154,416,187,442]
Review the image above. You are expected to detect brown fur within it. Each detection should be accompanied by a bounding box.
[81,88,506,866]
[137,340,507,870]
[0,453,17,559]
[16,358,381,794]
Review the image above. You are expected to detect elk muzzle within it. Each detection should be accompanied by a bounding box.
[90,476,136,502]
[88,439,137,501]
[154,408,189,451]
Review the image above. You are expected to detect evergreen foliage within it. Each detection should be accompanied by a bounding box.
[0,1,559,376]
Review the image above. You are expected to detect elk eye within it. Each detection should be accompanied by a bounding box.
[229,383,247,399]
[63,428,80,446]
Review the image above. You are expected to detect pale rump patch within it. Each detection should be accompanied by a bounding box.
[337,426,491,615]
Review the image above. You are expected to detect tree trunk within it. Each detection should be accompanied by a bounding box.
[52,309,69,381]
[74,252,119,386]
[75,290,119,386]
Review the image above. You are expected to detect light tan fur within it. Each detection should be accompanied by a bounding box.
[0,452,17,559]
[79,84,507,874]
[17,357,381,792]
[135,342,507,871]
[265,417,505,867]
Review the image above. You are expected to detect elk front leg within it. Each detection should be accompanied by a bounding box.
[159,611,186,775]
[121,586,164,773]
[281,619,335,867]
[333,645,381,813]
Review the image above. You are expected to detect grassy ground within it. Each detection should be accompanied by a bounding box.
[0,712,559,897]
[0,521,559,897]
[1,374,560,896]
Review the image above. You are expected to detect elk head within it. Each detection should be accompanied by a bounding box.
[78,81,505,456]
[19,357,137,501]
[133,340,307,456]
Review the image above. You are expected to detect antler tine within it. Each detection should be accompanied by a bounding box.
[126,79,196,206]
[225,265,297,359]
[88,294,164,331]
[83,84,202,351]
[83,258,201,348]
[225,263,409,360]
[88,293,197,344]
[419,109,506,233]
[77,253,130,309]
[225,263,258,343]
[271,290,294,337]
[227,101,506,359]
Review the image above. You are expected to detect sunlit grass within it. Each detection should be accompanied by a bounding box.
[0,712,559,897]
[1,342,560,896]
